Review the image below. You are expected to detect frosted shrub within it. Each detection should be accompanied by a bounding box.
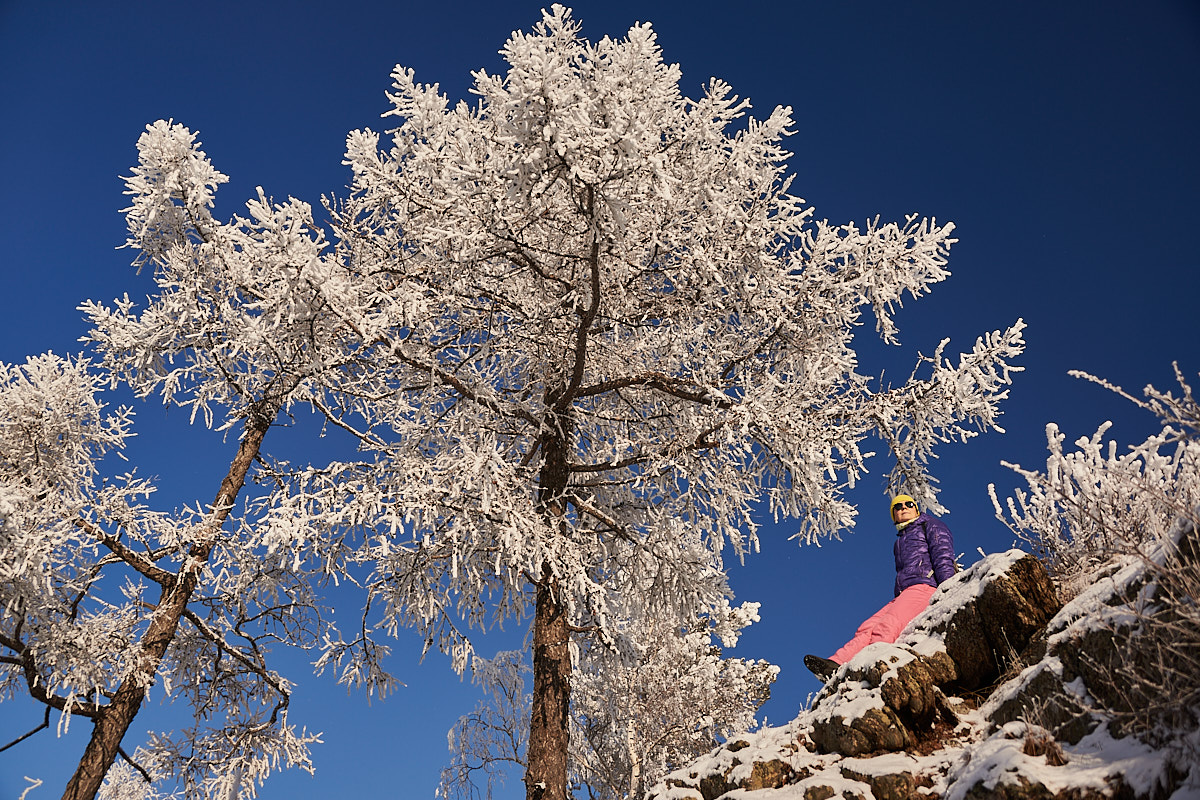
[992,365,1200,747]
[1126,520,1200,741]
[991,365,1200,588]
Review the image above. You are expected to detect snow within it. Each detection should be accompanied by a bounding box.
[811,676,886,724]
[840,751,930,776]
[1044,553,1148,641]
[654,681,1185,800]
[935,721,1169,800]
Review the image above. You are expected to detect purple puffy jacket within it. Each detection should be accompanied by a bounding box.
[893,513,956,597]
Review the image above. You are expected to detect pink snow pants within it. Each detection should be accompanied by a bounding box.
[830,583,937,664]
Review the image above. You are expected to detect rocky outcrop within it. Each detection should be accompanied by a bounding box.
[900,550,1062,690]
[809,647,957,756]
[807,551,1060,757]
[647,547,1194,800]
[983,660,1096,745]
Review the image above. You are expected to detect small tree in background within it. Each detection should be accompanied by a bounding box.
[439,603,775,800]
[569,602,776,800]
[440,652,531,800]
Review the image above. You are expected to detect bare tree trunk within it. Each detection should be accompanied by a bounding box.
[526,572,572,800]
[526,413,574,800]
[61,396,282,800]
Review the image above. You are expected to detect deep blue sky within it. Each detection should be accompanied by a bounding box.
[2,2,1198,798]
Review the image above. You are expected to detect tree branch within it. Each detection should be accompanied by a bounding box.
[572,371,733,409]
[74,518,175,587]
[568,425,725,474]
[0,630,104,717]
[553,187,602,411]
[117,746,154,784]
[180,607,290,698]
[0,706,50,753]
[391,348,541,428]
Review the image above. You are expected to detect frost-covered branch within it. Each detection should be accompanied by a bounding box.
[72,518,175,587]
[992,364,1200,585]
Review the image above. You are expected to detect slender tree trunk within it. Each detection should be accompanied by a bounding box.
[61,577,200,800]
[61,396,282,800]
[526,413,574,800]
[526,571,572,800]
[526,210,598,796]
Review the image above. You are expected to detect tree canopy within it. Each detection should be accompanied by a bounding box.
[0,7,1025,800]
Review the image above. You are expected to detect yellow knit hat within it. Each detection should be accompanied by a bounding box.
[890,494,918,520]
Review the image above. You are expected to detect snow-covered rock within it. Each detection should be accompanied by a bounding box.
[900,550,1062,690]
[806,551,1059,757]
[647,547,1199,800]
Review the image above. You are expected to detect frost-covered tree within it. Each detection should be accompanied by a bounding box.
[0,122,386,800]
[261,7,1025,800]
[569,601,776,800]
[439,603,775,800]
[439,651,530,800]
[3,7,1026,798]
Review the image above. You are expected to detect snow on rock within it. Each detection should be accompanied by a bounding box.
[808,643,957,757]
[803,551,1057,758]
[899,550,1061,690]
[938,721,1172,800]
[648,548,1197,800]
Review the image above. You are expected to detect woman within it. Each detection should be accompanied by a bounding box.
[804,494,956,682]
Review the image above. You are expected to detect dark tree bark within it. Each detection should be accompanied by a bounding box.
[526,573,572,800]
[525,411,575,800]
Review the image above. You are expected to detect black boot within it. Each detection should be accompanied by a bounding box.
[804,654,839,682]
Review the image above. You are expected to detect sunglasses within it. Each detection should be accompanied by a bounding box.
[891,501,917,511]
